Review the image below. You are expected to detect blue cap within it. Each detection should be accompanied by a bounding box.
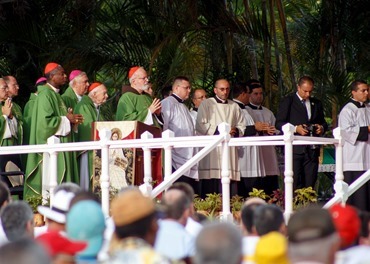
[66,201,105,258]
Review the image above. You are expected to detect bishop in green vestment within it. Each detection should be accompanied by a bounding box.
[116,66,162,128]
[24,63,84,200]
[75,82,108,189]
[61,70,89,110]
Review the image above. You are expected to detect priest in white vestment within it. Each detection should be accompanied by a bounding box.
[161,76,199,194]
[339,80,370,211]
[196,79,246,197]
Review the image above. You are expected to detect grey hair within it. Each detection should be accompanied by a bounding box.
[0,201,34,241]
[69,71,87,87]
[193,222,242,264]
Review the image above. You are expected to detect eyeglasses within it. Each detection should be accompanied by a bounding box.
[135,76,149,81]
[0,86,9,91]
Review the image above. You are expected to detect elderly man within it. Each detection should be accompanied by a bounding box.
[189,88,207,125]
[161,76,198,193]
[61,70,90,110]
[0,78,23,176]
[75,82,108,189]
[196,79,246,197]
[116,66,162,127]
[24,63,83,200]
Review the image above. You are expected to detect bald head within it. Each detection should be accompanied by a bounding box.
[162,189,191,223]
[214,79,230,100]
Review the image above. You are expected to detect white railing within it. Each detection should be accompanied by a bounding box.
[1,122,366,222]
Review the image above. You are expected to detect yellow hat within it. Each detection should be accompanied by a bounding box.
[111,189,155,226]
[254,232,289,264]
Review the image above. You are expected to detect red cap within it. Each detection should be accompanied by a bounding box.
[88,82,102,93]
[37,231,87,257]
[329,203,361,248]
[44,63,60,74]
[128,66,140,79]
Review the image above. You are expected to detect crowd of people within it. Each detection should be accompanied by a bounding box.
[1,181,370,264]
[1,63,370,263]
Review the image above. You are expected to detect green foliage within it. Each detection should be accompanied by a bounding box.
[248,188,270,200]
[293,187,318,210]
[26,194,45,213]
[230,195,244,213]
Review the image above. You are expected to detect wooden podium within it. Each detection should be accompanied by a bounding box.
[92,121,162,193]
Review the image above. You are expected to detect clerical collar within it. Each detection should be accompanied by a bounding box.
[232,99,245,109]
[47,83,60,93]
[192,107,198,112]
[171,93,184,103]
[247,102,262,110]
[214,95,227,104]
[350,98,365,108]
[75,92,82,102]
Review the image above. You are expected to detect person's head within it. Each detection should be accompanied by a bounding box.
[37,231,87,263]
[255,231,289,264]
[193,222,242,264]
[37,190,75,232]
[128,66,149,92]
[297,75,314,100]
[172,76,191,100]
[111,189,158,246]
[68,191,100,210]
[192,88,207,108]
[88,82,108,105]
[161,85,173,99]
[69,70,89,96]
[67,201,105,258]
[1,201,34,241]
[161,189,191,226]
[329,203,361,249]
[168,182,195,215]
[3,76,19,98]
[214,79,230,100]
[0,181,10,208]
[0,78,9,101]
[44,62,67,88]
[288,207,339,264]
[249,83,264,106]
[241,201,265,235]
[35,77,47,87]
[350,80,368,103]
[233,82,249,104]
[358,211,370,245]
[254,204,285,236]
[0,238,51,264]
[54,182,81,195]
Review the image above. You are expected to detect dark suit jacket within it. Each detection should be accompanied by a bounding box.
[275,93,328,154]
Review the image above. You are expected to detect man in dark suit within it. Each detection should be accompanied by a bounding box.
[275,76,327,190]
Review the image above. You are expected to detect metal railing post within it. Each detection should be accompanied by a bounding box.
[282,124,295,222]
[139,131,153,196]
[99,128,111,217]
[162,130,174,183]
[47,136,60,206]
[219,123,232,223]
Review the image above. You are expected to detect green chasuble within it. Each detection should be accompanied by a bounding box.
[23,93,37,146]
[61,86,78,110]
[115,86,161,128]
[74,95,103,180]
[24,85,79,199]
[0,101,23,147]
